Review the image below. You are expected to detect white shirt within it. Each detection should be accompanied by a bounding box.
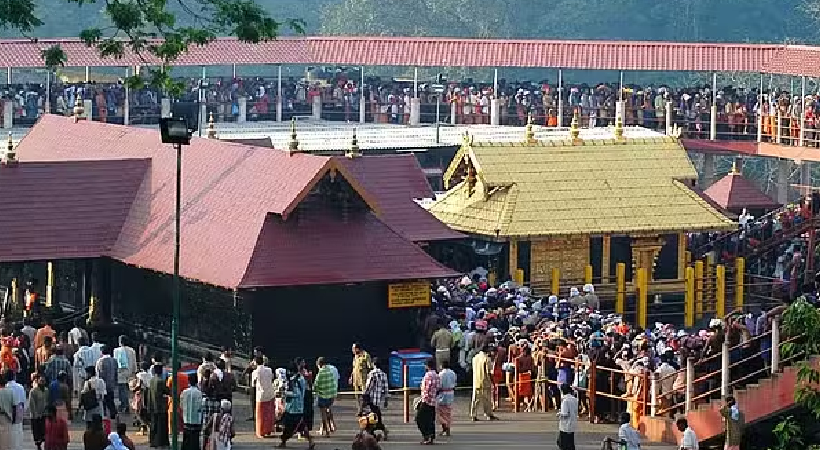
[252,365,274,402]
[558,394,578,433]
[88,343,103,366]
[7,381,25,408]
[619,423,641,450]
[680,427,698,450]
[67,327,83,347]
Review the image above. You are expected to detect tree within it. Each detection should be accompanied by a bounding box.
[771,298,820,449]
[0,0,304,94]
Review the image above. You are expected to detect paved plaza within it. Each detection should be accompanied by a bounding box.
[21,393,677,450]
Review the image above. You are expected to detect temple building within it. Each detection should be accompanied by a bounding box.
[703,160,780,218]
[427,114,736,287]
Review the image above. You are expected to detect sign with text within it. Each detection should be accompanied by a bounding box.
[388,281,431,309]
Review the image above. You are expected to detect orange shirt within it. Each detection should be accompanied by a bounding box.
[34,325,55,350]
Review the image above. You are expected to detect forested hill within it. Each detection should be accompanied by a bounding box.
[3,0,817,44]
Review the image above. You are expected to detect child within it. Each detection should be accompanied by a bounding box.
[44,405,69,450]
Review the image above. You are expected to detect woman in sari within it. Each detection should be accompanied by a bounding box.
[145,365,170,448]
[436,360,456,437]
[204,400,234,450]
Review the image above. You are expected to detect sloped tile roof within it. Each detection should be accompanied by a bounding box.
[239,210,460,288]
[704,171,781,210]
[429,135,735,237]
[0,159,148,261]
[17,115,334,288]
[334,154,464,242]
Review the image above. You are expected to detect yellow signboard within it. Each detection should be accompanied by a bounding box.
[388,281,432,309]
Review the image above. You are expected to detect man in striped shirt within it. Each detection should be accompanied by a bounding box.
[362,358,389,439]
[180,372,203,450]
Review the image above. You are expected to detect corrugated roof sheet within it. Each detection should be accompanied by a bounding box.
[0,36,813,75]
[0,159,148,262]
[429,135,735,237]
[239,210,459,288]
[334,154,464,242]
[704,171,780,210]
[16,115,334,288]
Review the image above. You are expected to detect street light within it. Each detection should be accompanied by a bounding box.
[159,116,192,450]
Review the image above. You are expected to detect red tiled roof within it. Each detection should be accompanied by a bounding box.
[334,154,464,242]
[17,115,336,288]
[0,159,149,262]
[239,209,460,288]
[3,36,820,76]
[704,172,781,210]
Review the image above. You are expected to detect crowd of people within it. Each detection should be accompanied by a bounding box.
[4,72,820,144]
[0,266,794,450]
[690,192,820,302]
[411,275,779,449]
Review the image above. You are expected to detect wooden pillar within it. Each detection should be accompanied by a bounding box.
[45,262,54,308]
[602,234,611,283]
[677,232,687,280]
[508,239,518,282]
[89,258,112,325]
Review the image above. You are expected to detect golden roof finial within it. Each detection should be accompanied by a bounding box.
[570,109,580,142]
[288,117,300,155]
[73,94,85,123]
[5,132,16,164]
[614,113,624,140]
[207,112,217,139]
[346,128,362,158]
[525,114,536,144]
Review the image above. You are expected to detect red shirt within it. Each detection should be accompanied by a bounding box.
[44,417,69,449]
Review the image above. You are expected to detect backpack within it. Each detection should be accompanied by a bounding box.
[80,387,99,411]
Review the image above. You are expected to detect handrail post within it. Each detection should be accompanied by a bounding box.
[588,360,597,423]
[721,339,730,397]
[772,317,781,373]
[735,257,745,309]
[757,108,763,143]
[403,363,410,424]
[551,268,560,296]
[685,266,695,328]
[650,372,658,417]
[513,366,520,413]
[685,357,694,412]
[710,102,717,140]
[584,265,593,285]
[776,112,782,143]
[716,264,726,318]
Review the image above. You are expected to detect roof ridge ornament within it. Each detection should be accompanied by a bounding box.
[570,109,581,144]
[207,112,217,139]
[288,117,300,155]
[614,112,624,140]
[5,131,17,165]
[525,114,536,144]
[346,128,362,158]
[73,94,85,123]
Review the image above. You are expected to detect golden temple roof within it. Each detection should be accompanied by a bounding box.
[430,135,735,237]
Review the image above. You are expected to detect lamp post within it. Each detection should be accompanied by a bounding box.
[159,116,192,450]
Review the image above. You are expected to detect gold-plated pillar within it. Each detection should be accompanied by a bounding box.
[602,234,611,283]
[509,239,518,281]
[677,232,687,280]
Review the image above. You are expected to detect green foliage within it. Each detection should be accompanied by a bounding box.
[770,299,820,447]
[1,0,304,96]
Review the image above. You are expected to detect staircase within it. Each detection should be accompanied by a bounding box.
[641,335,817,446]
